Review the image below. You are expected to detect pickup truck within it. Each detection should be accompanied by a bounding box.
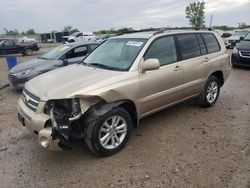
[0,38,39,56]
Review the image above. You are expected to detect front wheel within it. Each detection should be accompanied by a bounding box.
[84,107,132,156]
[199,75,220,108]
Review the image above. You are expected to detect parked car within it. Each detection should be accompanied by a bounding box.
[0,38,39,56]
[9,42,100,89]
[224,30,249,48]
[221,33,232,38]
[62,32,96,43]
[17,30,230,156]
[231,32,250,67]
[18,36,37,43]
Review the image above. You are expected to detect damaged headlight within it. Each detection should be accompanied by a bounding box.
[44,98,82,121]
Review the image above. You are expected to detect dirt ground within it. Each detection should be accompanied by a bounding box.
[0,47,250,188]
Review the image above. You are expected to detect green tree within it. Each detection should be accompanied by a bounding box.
[26,29,36,35]
[62,25,79,34]
[3,28,19,35]
[185,1,206,28]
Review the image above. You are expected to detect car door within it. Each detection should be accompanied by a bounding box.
[176,33,214,98]
[65,45,88,64]
[139,36,184,117]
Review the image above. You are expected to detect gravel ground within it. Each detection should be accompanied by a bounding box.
[0,48,250,188]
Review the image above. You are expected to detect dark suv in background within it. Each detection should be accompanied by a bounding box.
[232,32,250,67]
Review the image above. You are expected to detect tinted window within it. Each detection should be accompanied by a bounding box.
[196,34,207,55]
[66,46,88,59]
[144,36,177,66]
[4,40,15,47]
[202,33,220,53]
[177,34,201,60]
[76,33,83,37]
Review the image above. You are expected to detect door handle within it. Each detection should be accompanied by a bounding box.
[173,65,181,71]
[204,57,209,62]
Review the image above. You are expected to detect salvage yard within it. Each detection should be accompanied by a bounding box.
[0,47,250,187]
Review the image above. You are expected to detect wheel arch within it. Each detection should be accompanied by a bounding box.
[210,71,224,86]
[81,99,139,129]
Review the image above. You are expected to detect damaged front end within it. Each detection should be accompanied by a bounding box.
[38,98,82,150]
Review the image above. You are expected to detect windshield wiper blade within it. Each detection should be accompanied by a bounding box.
[88,63,121,71]
[37,57,48,60]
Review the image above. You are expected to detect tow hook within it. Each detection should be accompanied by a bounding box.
[38,127,72,151]
[38,127,61,151]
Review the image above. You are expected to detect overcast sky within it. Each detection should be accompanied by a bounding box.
[0,0,249,33]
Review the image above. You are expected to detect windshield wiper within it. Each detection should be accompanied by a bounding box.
[37,57,48,60]
[88,63,122,71]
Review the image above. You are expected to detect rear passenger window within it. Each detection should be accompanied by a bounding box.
[202,33,220,53]
[144,36,177,66]
[176,34,201,60]
[196,34,207,55]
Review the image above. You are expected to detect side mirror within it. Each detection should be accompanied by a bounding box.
[240,36,244,40]
[140,58,160,73]
[62,59,68,66]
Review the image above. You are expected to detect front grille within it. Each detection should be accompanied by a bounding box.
[239,51,250,58]
[228,40,234,43]
[22,88,40,112]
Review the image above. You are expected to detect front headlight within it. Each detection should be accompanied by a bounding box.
[232,47,238,54]
[44,98,82,121]
[18,69,32,76]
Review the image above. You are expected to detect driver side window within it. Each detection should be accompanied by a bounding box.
[65,46,88,59]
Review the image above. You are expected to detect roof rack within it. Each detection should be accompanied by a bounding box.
[115,27,213,36]
[153,27,213,35]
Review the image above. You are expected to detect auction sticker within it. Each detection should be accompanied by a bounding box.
[58,46,70,52]
[126,41,143,47]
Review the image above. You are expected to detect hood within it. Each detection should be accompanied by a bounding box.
[25,64,124,101]
[10,58,57,73]
[236,40,250,51]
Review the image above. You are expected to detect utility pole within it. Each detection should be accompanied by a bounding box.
[209,15,213,28]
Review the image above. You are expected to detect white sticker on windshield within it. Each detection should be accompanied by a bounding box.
[58,46,70,52]
[126,41,143,47]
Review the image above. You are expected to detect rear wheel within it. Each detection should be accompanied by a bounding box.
[84,107,132,156]
[24,48,33,56]
[199,75,220,108]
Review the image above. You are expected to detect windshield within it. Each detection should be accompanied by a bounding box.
[84,38,147,71]
[40,45,71,60]
[244,32,250,40]
[0,40,4,45]
[233,31,249,36]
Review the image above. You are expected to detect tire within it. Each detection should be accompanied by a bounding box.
[84,106,132,156]
[24,48,33,56]
[198,75,220,108]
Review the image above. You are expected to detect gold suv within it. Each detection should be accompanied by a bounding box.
[17,30,231,156]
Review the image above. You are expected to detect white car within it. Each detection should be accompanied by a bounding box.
[224,30,249,48]
[63,32,96,43]
[18,37,37,43]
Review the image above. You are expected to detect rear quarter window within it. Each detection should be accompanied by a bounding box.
[176,34,201,60]
[202,33,220,53]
